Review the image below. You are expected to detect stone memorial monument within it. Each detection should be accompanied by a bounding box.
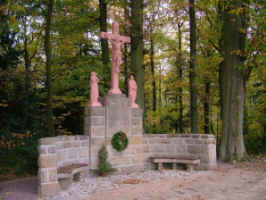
[85,21,217,173]
[38,21,217,199]
[85,21,144,172]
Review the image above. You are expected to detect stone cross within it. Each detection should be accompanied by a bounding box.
[100,22,131,94]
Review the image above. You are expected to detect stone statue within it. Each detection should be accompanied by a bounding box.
[100,22,130,94]
[128,75,138,108]
[90,72,102,107]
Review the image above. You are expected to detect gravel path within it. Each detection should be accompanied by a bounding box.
[0,177,37,200]
[0,163,265,200]
[87,166,266,200]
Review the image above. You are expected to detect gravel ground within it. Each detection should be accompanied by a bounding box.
[0,177,37,200]
[46,170,202,200]
[0,162,265,200]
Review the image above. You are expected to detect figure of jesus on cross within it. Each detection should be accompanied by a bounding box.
[100,22,130,94]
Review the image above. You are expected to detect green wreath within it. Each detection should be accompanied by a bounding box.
[111,131,128,152]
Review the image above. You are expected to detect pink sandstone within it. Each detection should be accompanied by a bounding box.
[100,22,130,94]
[128,75,139,108]
[90,72,102,107]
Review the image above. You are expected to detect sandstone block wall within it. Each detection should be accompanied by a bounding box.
[84,93,217,172]
[84,94,144,173]
[38,93,218,199]
[38,135,89,199]
[143,134,217,170]
[84,106,105,170]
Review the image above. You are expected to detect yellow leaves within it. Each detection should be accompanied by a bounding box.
[53,96,87,108]
[229,7,244,15]
[10,4,25,15]
[0,103,8,107]
[9,16,16,24]
[232,49,243,56]
[0,4,8,16]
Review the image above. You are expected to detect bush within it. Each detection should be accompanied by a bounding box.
[97,145,114,176]
[244,131,266,154]
[0,128,42,176]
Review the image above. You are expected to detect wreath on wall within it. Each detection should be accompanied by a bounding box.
[111,131,129,152]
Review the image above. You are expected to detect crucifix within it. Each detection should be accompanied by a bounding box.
[100,22,131,94]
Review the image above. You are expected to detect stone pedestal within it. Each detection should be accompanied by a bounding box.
[84,94,144,172]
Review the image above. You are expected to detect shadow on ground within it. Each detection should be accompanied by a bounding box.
[0,177,37,200]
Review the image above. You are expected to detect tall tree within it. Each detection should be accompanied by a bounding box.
[145,0,162,112]
[219,0,247,161]
[99,0,110,87]
[177,22,184,133]
[44,0,55,136]
[130,0,144,110]
[189,0,198,133]
[0,0,20,70]
[19,2,41,131]
[203,81,210,133]
[150,28,156,112]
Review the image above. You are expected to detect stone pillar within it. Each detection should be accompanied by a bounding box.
[105,93,131,140]
[202,136,217,169]
[38,138,61,198]
[84,106,106,170]
[84,93,144,172]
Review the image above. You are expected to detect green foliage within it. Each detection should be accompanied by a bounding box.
[97,145,114,176]
[0,130,41,175]
[245,132,266,154]
[146,104,189,134]
[111,131,129,152]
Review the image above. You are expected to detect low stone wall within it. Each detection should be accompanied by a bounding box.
[38,133,217,198]
[143,134,217,170]
[38,135,89,199]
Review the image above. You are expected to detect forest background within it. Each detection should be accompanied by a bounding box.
[0,0,265,179]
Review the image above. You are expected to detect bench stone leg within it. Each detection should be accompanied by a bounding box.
[80,169,88,179]
[187,165,194,172]
[73,172,81,182]
[59,178,72,190]
[158,163,163,171]
[173,163,177,170]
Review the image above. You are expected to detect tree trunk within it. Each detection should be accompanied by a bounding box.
[123,44,129,95]
[150,36,156,111]
[24,35,31,131]
[204,81,210,133]
[219,0,246,161]
[158,65,162,108]
[130,0,144,110]
[99,0,110,88]
[189,0,198,133]
[177,23,183,133]
[44,0,55,136]
[218,61,224,120]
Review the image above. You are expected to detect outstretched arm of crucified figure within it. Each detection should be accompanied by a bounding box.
[100,32,111,40]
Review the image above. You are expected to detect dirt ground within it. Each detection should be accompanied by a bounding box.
[0,159,265,200]
[89,161,266,200]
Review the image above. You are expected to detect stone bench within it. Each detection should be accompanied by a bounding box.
[38,135,90,199]
[57,163,89,190]
[151,156,200,171]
